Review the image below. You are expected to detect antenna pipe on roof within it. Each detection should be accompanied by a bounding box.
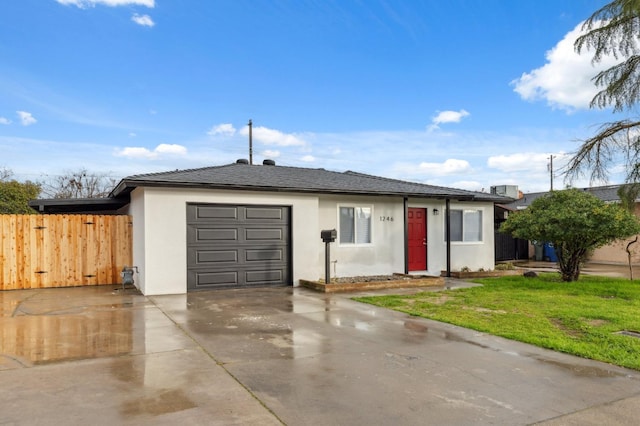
[248,119,253,165]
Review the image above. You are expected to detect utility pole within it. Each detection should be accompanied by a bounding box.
[548,155,555,191]
[248,119,253,165]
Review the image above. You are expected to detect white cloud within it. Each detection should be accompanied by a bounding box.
[115,147,154,159]
[55,0,154,8]
[262,150,280,158]
[428,109,470,131]
[449,180,484,192]
[207,123,236,136]
[16,111,37,126]
[391,158,472,179]
[239,125,307,147]
[0,117,10,125]
[301,155,315,162]
[128,132,137,137]
[512,21,619,111]
[155,143,187,155]
[131,13,154,27]
[418,158,471,176]
[114,143,187,159]
[487,152,567,173]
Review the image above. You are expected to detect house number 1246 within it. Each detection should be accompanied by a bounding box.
[379,216,394,222]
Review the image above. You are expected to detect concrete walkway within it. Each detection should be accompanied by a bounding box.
[1,281,640,425]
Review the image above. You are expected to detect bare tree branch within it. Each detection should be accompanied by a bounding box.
[40,168,117,199]
[0,167,13,181]
[564,119,640,184]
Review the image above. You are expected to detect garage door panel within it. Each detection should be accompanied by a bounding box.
[189,248,287,266]
[192,270,239,287]
[196,228,238,242]
[196,249,238,264]
[187,204,291,290]
[191,205,239,220]
[245,248,283,262]
[245,207,284,220]
[246,269,283,283]
[245,228,283,241]
[188,248,240,267]
[187,225,238,243]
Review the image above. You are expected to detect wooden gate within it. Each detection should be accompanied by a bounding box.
[0,214,132,290]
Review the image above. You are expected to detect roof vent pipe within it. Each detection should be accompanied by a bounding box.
[236,159,249,164]
[263,159,276,166]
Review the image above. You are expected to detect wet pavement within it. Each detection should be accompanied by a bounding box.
[1,279,640,425]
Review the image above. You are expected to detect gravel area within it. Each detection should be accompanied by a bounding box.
[331,274,421,283]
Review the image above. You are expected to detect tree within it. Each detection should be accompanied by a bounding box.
[566,0,640,183]
[500,189,640,282]
[0,169,41,214]
[617,183,640,279]
[40,168,117,199]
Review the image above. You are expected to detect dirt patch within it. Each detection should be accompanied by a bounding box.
[463,306,507,314]
[551,318,585,338]
[300,274,444,293]
[587,319,609,327]
[430,294,452,305]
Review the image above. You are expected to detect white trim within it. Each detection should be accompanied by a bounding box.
[445,208,484,243]
[337,203,374,247]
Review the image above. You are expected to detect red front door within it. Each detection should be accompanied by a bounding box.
[408,208,427,271]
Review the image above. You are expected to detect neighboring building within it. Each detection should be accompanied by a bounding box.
[31,160,508,295]
[490,185,520,200]
[504,184,640,264]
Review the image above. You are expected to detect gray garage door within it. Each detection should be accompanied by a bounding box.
[187,203,291,290]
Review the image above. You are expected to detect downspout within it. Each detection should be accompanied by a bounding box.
[403,197,409,274]
[445,198,451,277]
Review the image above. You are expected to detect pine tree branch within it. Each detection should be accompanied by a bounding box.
[565,119,640,184]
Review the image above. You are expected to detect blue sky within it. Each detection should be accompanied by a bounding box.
[0,0,625,194]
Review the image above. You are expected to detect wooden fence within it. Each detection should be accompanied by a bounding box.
[0,214,132,290]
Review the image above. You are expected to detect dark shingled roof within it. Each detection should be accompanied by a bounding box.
[507,184,627,209]
[28,197,129,214]
[111,162,507,202]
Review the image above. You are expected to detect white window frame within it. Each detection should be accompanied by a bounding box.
[338,204,373,246]
[446,208,483,243]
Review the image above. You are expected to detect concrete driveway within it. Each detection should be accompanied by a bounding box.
[1,282,640,425]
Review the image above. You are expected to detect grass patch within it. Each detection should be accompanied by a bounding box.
[354,273,640,370]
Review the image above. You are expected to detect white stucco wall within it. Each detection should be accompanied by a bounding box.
[128,189,147,294]
[128,186,497,294]
[129,187,319,295]
[406,200,495,275]
[317,197,495,278]
[437,200,494,273]
[317,195,406,279]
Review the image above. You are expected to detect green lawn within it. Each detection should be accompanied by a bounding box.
[354,274,640,370]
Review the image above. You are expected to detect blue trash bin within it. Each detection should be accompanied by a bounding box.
[543,242,558,262]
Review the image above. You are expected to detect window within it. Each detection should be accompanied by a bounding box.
[339,206,372,244]
[448,209,482,242]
